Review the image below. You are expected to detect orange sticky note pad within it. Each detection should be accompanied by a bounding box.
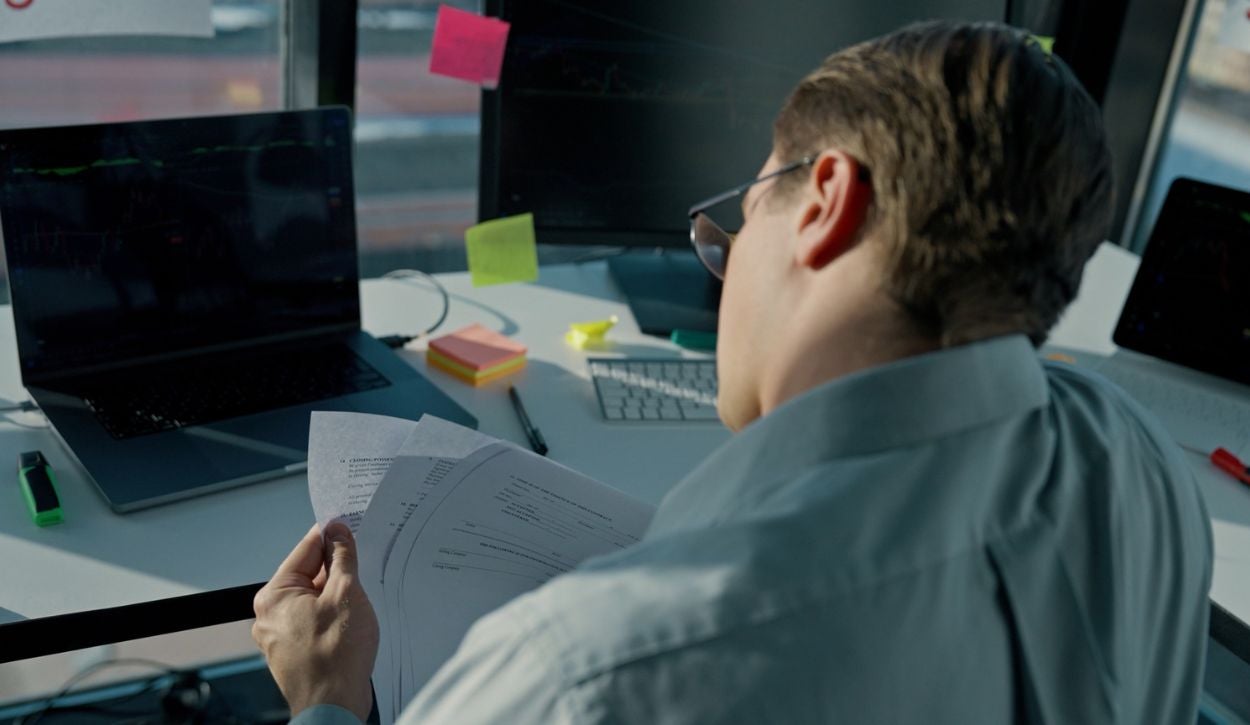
[429,5,511,88]
[428,323,526,371]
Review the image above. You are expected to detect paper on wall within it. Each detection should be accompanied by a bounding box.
[0,0,213,44]
[428,4,511,88]
[464,213,539,287]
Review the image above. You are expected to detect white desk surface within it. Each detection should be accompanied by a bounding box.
[0,243,1247,635]
[0,260,729,627]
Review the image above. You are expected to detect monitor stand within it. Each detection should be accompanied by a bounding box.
[607,252,720,337]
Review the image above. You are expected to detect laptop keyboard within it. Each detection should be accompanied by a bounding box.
[81,344,391,439]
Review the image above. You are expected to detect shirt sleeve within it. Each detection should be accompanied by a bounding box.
[397,598,573,725]
[289,704,363,725]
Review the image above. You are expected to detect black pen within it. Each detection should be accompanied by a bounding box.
[508,385,548,456]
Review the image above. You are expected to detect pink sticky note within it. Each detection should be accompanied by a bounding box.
[429,323,526,371]
[429,5,511,88]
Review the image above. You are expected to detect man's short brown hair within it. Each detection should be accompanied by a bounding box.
[773,21,1113,347]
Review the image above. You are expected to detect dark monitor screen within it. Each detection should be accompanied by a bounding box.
[1114,178,1250,385]
[0,108,360,379]
[481,0,1005,246]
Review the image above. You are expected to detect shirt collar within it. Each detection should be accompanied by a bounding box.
[648,334,1050,535]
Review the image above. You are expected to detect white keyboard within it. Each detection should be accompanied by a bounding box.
[589,358,720,422]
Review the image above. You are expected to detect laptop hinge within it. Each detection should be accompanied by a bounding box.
[23,323,361,387]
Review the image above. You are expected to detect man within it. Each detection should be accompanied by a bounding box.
[253,21,1212,724]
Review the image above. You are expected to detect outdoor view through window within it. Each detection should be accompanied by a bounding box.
[0,0,481,299]
[1,1,1249,287]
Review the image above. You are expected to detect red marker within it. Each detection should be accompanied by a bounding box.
[1211,447,1250,486]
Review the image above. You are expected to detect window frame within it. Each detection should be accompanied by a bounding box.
[282,0,358,110]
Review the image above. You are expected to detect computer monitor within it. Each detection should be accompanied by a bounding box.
[480,0,1006,334]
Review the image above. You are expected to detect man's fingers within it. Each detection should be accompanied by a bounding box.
[323,522,359,592]
[273,524,324,581]
[312,565,328,590]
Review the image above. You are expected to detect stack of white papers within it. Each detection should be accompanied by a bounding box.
[308,413,655,724]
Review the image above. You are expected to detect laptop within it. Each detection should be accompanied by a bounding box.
[0,108,476,512]
[1050,177,1250,455]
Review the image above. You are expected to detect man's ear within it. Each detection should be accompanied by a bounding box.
[794,151,872,270]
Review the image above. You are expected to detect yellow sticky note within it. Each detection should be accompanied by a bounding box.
[465,213,539,287]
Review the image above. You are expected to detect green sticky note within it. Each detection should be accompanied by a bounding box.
[465,213,540,287]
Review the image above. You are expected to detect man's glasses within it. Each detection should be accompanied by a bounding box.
[687,156,815,280]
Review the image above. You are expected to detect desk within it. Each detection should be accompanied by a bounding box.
[0,244,1248,661]
[0,260,729,659]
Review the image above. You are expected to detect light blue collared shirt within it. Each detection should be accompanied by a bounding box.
[298,335,1211,724]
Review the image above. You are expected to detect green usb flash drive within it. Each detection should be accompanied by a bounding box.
[18,450,62,527]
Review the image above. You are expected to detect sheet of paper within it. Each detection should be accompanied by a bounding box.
[465,212,539,287]
[307,412,416,531]
[355,415,496,723]
[428,4,511,88]
[1219,0,1250,53]
[0,0,213,44]
[398,415,496,460]
[313,414,652,723]
[362,453,454,724]
[383,442,654,715]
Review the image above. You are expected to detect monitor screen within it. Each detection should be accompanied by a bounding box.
[1114,178,1250,385]
[0,108,360,379]
[481,0,1005,246]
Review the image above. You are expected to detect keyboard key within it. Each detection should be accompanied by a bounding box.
[681,404,720,420]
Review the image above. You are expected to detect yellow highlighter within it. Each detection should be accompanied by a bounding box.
[566,316,618,350]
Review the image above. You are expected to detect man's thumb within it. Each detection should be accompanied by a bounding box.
[324,522,358,581]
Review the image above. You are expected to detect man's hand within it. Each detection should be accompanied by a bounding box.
[252,522,379,721]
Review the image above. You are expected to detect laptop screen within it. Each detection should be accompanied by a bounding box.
[0,108,360,379]
[1113,177,1250,385]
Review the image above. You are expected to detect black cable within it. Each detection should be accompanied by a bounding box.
[1004,0,1015,25]
[0,399,47,430]
[378,268,452,348]
[16,657,179,725]
[14,657,242,725]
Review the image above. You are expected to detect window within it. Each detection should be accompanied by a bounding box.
[354,0,481,277]
[1133,0,1250,251]
[0,0,284,301]
[0,0,283,130]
